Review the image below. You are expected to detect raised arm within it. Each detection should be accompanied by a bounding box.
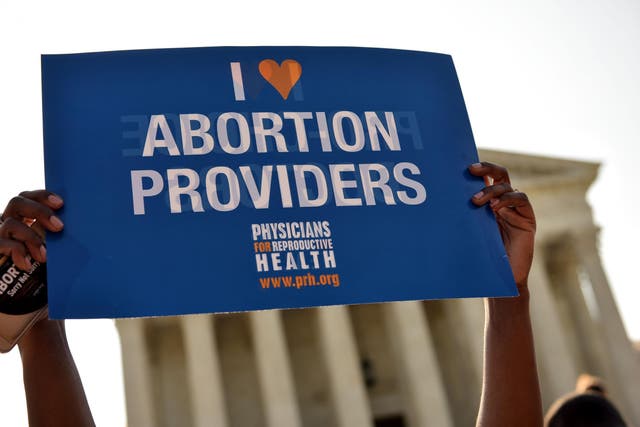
[2,190,95,427]
[18,317,95,427]
[469,162,543,427]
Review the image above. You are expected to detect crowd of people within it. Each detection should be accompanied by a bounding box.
[0,163,628,426]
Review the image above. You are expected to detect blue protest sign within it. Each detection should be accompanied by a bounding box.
[42,46,516,319]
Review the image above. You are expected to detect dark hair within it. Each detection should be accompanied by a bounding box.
[545,392,627,427]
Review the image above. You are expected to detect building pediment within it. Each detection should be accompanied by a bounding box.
[479,149,600,193]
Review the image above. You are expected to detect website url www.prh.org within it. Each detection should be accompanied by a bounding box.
[259,272,341,290]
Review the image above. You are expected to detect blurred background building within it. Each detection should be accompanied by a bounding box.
[116,150,640,427]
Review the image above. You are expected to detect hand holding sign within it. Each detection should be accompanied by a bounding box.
[469,162,536,289]
[472,164,543,427]
[0,190,64,352]
[1,191,64,270]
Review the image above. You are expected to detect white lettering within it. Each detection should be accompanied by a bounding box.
[180,114,214,155]
[143,115,180,157]
[131,170,164,215]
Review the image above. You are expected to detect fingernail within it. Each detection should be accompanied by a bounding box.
[50,215,64,229]
[40,245,47,261]
[473,191,484,199]
[490,199,499,207]
[24,257,33,271]
[48,194,64,207]
[471,163,482,168]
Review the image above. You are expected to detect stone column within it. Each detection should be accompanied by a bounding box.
[573,230,640,425]
[455,298,485,380]
[383,301,453,427]
[180,314,228,427]
[546,242,613,384]
[317,305,372,427]
[116,318,156,427]
[249,310,302,427]
[527,246,579,405]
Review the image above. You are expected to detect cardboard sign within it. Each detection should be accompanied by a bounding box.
[42,46,516,319]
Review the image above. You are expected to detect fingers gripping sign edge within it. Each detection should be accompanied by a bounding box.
[0,217,47,263]
[18,190,64,210]
[468,162,511,185]
[1,192,65,232]
[0,190,65,270]
[471,182,515,206]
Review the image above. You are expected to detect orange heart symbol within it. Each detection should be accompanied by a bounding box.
[258,59,302,100]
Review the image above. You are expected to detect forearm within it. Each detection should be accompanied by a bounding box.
[476,288,543,427]
[18,320,95,427]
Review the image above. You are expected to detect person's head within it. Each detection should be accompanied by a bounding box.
[544,391,627,427]
[575,373,607,396]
